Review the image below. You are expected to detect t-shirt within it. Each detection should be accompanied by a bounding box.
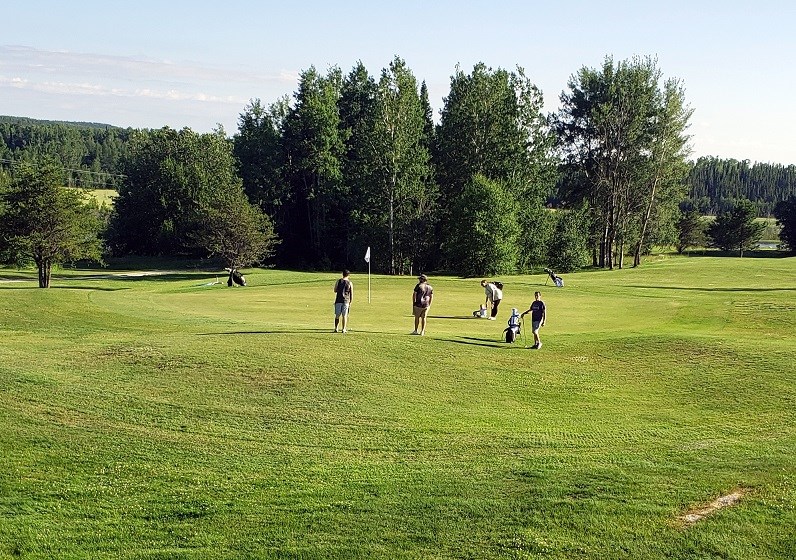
[413,282,433,308]
[334,278,352,304]
[530,300,545,322]
[485,283,503,301]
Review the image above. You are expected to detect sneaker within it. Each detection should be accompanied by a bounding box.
[537,342,542,349]
[411,331,418,335]
[530,343,539,349]
[342,329,347,334]
[334,329,339,333]
[488,317,496,321]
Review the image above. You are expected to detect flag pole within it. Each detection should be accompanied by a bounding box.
[365,246,371,303]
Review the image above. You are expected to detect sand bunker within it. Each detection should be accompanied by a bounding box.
[678,489,744,525]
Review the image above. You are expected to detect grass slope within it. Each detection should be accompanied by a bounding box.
[1,257,794,559]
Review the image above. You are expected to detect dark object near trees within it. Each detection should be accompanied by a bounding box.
[226,268,246,287]
[493,281,504,290]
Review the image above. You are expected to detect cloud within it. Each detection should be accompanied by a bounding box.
[1,45,296,88]
[0,45,301,130]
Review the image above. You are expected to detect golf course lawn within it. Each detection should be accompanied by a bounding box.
[1,255,794,559]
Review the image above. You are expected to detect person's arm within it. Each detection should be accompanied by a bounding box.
[541,306,546,326]
[349,282,353,302]
[333,279,339,292]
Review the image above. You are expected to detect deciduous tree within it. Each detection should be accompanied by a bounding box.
[554,56,692,269]
[0,160,103,287]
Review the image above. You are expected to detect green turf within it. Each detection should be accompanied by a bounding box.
[1,256,794,559]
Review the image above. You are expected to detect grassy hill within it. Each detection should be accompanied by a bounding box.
[1,256,794,559]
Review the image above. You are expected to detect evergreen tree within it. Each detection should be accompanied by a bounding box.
[773,195,796,252]
[676,208,707,253]
[281,66,346,267]
[707,199,765,256]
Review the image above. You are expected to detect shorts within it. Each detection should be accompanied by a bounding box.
[413,305,429,318]
[532,320,542,331]
[334,302,350,316]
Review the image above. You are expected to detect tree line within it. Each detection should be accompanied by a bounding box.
[0,118,130,189]
[1,56,795,286]
[684,156,796,216]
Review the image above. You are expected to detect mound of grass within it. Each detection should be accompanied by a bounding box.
[1,257,794,558]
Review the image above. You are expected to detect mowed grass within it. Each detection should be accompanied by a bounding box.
[1,257,794,559]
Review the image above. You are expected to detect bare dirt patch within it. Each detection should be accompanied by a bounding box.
[677,488,746,526]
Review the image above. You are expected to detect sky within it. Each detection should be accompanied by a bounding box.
[2,0,795,164]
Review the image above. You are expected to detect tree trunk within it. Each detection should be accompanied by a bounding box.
[388,193,395,275]
[38,259,51,288]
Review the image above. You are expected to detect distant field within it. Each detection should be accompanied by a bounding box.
[64,187,117,206]
[84,188,117,206]
[1,256,795,559]
[758,217,782,243]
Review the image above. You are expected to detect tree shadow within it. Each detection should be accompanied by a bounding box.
[198,328,394,336]
[430,315,481,320]
[0,285,128,291]
[683,250,790,259]
[626,285,796,293]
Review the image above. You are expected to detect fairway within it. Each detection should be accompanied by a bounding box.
[1,257,795,559]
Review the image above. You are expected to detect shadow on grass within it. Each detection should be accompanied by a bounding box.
[627,285,796,293]
[683,250,791,258]
[0,285,128,291]
[444,336,506,348]
[198,328,395,336]
[430,315,481,320]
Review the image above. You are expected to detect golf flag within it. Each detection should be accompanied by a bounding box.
[365,246,371,302]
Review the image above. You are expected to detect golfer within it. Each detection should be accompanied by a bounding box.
[481,279,503,320]
[412,274,433,336]
[520,291,546,349]
[333,270,353,333]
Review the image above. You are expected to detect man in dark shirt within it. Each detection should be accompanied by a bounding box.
[333,270,353,333]
[520,291,546,349]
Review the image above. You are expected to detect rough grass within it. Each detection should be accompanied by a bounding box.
[1,256,794,559]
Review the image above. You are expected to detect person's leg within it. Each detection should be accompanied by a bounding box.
[419,310,428,335]
[491,299,501,318]
[341,303,349,332]
[413,307,420,334]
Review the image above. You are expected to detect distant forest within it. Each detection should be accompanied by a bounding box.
[2,115,793,217]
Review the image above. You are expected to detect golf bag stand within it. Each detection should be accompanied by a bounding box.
[226,267,247,287]
[544,268,564,288]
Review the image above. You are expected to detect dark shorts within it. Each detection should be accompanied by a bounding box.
[413,305,429,318]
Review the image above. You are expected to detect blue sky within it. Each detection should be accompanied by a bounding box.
[3,1,794,164]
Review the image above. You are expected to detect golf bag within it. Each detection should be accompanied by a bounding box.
[544,268,564,288]
[226,267,246,287]
[504,308,521,343]
[472,304,488,318]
